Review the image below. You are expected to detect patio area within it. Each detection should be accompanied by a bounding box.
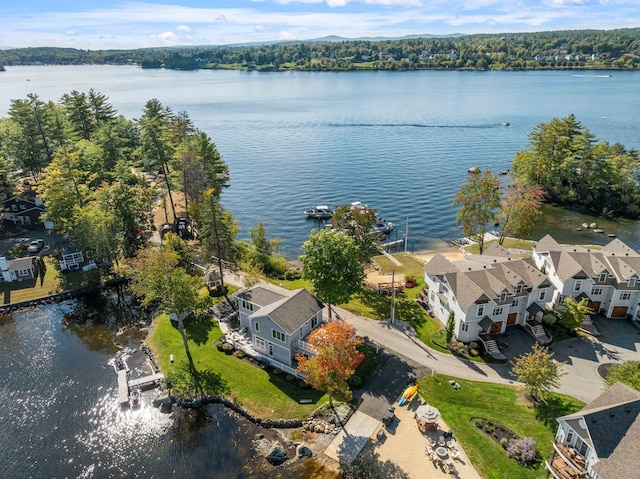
[355,398,481,479]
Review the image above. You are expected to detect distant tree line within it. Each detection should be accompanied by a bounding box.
[1,28,639,71]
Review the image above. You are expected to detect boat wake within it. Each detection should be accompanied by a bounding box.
[572,74,612,78]
[329,122,503,129]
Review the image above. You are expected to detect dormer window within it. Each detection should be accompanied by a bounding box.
[629,278,637,288]
[574,280,582,291]
[516,284,523,294]
[599,273,607,282]
[477,304,485,317]
[500,292,507,302]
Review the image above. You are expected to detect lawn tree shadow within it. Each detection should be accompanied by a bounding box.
[184,312,215,346]
[348,439,411,479]
[356,288,427,325]
[167,359,230,397]
[534,395,582,431]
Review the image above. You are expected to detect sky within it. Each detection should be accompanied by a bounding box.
[1,0,639,50]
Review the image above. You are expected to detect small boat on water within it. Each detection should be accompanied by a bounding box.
[468,166,480,174]
[130,386,141,407]
[304,205,334,219]
[372,218,395,235]
[501,121,510,126]
[498,169,509,175]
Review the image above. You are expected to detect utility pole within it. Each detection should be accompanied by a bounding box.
[391,269,396,325]
[209,192,225,294]
[404,216,409,253]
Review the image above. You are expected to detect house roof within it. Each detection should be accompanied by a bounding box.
[526,302,543,315]
[478,316,493,330]
[257,288,324,334]
[237,284,286,307]
[560,382,640,479]
[535,234,561,252]
[7,256,36,270]
[424,254,458,276]
[239,283,324,334]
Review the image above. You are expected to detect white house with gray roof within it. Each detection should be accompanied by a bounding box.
[532,235,640,320]
[236,283,324,368]
[0,255,38,282]
[547,382,640,479]
[424,243,553,351]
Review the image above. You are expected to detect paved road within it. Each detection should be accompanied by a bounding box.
[220,268,639,404]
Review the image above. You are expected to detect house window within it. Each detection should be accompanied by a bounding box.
[254,321,260,332]
[516,284,523,294]
[574,280,582,291]
[500,292,507,302]
[591,286,603,296]
[461,323,468,332]
[539,289,547,301]
[575,438,588,457]
[11,205,17,211]
[311,316,318,328]
[493,306,503,316]
[599,273,607,282]
[19,205,26,210]
[18,269,30,276]
[477,304,485,317]
[272,329,286,343]
[566,430,574,444]
[242,300,254,311]
[255,337,265,351]
[629,278,637,288]
[511,298,519,307]
[620,292,632,301]
[558,295,566,305]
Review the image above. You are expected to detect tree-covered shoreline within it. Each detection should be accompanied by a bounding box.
[1,27,639,72]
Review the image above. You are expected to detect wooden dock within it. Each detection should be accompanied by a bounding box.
[117,369,129,405]
[128,373,164,389]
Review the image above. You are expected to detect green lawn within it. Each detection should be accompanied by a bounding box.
[0,256,104,305]
[417,374,584,479]
[147,313,328,420]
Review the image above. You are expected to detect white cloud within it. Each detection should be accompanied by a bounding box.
[0,1,639,49]
[277,30,297,40]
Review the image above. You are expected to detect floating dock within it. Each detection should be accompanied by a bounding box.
[117,370,129,405]
[128,373,164,389]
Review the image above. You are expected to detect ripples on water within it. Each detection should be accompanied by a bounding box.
[0,303,263,479]
[2,67,639,256]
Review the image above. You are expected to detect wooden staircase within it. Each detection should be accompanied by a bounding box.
[525,321,552,345]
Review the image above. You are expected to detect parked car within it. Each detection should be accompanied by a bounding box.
[27,239,44,253]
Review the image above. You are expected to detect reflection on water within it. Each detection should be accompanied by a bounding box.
[0,303,270,478]
[532,204,640,249]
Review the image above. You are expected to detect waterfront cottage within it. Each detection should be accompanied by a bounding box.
[424,244,553,355]
[532,235,640,320]
[0,255,38,282]
[2,196,47,229]
[236,284,324,370]
[547,382,640,479]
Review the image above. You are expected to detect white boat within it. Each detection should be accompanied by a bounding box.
[468,166,480,174]
[129,386,141,407]
[501,121,510,126]
[304,205,334,219]
[372,218,396,235]
[498,169,509,175]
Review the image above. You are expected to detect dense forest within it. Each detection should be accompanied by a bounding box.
[512,115,640,218]
[1,28,639,71]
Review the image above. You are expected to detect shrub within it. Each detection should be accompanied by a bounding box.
[469,348,479,357]
[469,341,478,350]
[507,437,537,465]
[272,367,283,375]
[221,342,234,354]
[348,374,362,388]
[215,340,224,351]
[284,269,302,280]
[543,313,557,325]
[500,438,509,449]
[232,350,245,359]
[285,374,295,382]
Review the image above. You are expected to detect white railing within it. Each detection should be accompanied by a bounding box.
[297,339,316,355]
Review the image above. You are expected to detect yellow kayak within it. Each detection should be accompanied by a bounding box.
[399,384,418,406]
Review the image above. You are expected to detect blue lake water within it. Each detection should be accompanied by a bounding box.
[1,66,639,256]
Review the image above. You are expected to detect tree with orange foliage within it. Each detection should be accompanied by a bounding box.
[296,320,363,408]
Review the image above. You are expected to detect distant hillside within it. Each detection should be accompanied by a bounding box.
[0,28,638,72]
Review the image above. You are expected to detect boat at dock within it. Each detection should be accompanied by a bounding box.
[452,237,477,247]
[130,386,141,408]
[304,205,334,219]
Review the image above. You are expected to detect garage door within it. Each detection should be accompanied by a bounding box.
[611,306,628,318]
